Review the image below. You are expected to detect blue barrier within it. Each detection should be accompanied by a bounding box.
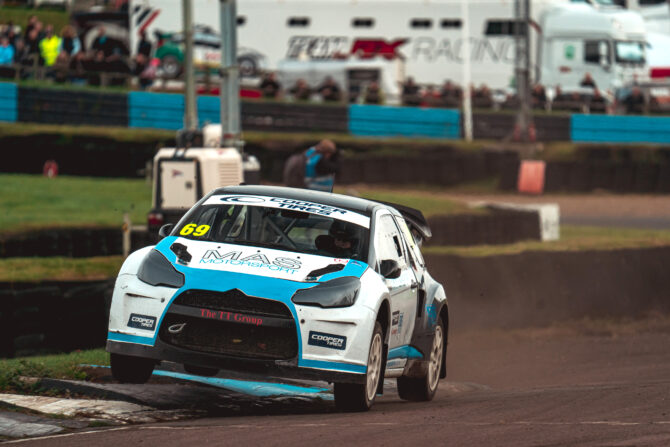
[129,91,184,130]
[0,82,17,122]
[129,91,222,130]
[572,114,670,144]
[349,104,461,139]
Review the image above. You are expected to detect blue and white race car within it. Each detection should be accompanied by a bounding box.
[107,186,448,411]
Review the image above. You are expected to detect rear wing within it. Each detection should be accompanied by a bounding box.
[378,201,432,242]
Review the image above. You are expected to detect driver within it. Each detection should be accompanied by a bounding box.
[315,222,357,259]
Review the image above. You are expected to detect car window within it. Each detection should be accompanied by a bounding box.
[374,213,407,269]
[176,203,370,262]
[395,216,425,268]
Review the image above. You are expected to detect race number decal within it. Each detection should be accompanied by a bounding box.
[180,224,211,237]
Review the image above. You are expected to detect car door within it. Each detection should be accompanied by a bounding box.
[373,212,418,351]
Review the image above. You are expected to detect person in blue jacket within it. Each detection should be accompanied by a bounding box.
[283,139,339,191]
[303,139,339,191]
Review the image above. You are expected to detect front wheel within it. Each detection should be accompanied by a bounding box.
[334,321,384,412]
[397,319,444,401]
[110,353,155,384]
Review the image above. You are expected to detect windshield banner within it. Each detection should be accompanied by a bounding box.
[203,195,371,228]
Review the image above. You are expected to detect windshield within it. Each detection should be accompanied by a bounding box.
[175,204,370,262]
[615,41,646,64]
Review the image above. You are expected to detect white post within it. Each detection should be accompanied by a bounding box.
[460,0,473,142]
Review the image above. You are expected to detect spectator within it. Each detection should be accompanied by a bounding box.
[259,72,281,99]
[283,139,339,191]
[39,25,61,67]
[531,83,547,109]
[439,79,462,107]
[23,15,39,39]
[4,25,18,48]
[580,72,597,89]
[13,37,29,65]
[590,88,607,113]
[289,78,312,101]
[133,53,157,89]
[59,25,81,59]
[317,76,342,102]
[91,27,114,58]
[421,85,442,107]
[25,28,41,62]
[473,83,493,108]
[363,81,383,104]
[401,76,421,106]
[136,30,152,58]
[622,86,645,114]
[0,36,14,66]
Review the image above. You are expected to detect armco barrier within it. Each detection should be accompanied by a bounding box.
[17,87,127,127]
[572,114,670,144]
[349,104,460,138]
[473,112,571,141]
[0,82,17,122]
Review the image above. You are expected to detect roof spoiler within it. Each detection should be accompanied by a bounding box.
[378,201,432,242]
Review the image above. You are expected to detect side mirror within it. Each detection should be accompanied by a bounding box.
[158,223,174,239]
[380,259,401,279]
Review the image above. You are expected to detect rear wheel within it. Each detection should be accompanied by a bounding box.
[397,319,444,401]
[334,321,384,412]
[110,353,155,384]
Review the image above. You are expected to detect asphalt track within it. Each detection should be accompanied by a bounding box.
[13,320,670,447]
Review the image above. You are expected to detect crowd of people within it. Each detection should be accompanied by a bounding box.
[0,17,155,87]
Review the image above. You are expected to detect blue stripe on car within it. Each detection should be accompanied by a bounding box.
[387,345,424,360]
[109,235,369,375]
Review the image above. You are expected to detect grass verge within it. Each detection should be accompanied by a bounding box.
[425,225,670,257]
[0,349,109,394]
[0,174,151,235]
[0,256,123,282]
[0,6,70,33]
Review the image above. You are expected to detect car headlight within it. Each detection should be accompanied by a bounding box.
[137,250,185,288]
[292,276,361,308]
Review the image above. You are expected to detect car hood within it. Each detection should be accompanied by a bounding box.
[155,236,369,284]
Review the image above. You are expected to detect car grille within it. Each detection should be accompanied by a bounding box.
[174,289,293,318]
[159,289,298,360]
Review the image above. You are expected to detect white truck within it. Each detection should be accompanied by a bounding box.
[128,0,649,95]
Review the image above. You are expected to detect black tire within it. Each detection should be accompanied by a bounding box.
[184,364,218,377]
[334,321,384,412]
[397,319,445,402]
[161,55,182,79]
[110,353,155,384]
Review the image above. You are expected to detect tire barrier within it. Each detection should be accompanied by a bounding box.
[426,209,542,247]
[0,280,114,358]
[500,160,670,193]
[425,246,670,331]
[473,112,571,141]
[0,228,153,258]
[18,87,128,127]
[0,133,170,177]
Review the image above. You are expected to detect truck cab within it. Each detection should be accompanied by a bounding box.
[540,3,648,91]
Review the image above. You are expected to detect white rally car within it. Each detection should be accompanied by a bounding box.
[107,186,448,411]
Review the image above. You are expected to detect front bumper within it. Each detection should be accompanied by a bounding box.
[107,338,366,384]
[108,274,376,385]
